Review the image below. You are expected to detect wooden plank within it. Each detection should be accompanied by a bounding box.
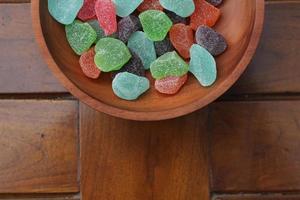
[228,2,300,94]
[80,103,210,200]
[0,194,80,200]
[0,4,66,93]
[211,101,300,192]
[0,100,78,193]
[214,194,300,200]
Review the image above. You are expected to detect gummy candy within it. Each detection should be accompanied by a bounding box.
[79,48,101,79]
[190,0,221,30]
[65,20,97,55]
[195,25,227,56]
[117,15,141,43]
[111,51,145,79]
[165,10,187,24]
[189,44,217,87]
[155,74,188,94]
[113,0,143,17]
[206,0,223,6]
[159,0,195,18]
[169,23,194,59]
[95,0,117,35]
[137,0,164,12]
[128,31,156,69]
[139,10,172,41]
[154,37,174,57]
[150,51,189,79]
[94,38,131,72]
[112,72,150,100]
[48,0,84,25]
[78,0,97,21]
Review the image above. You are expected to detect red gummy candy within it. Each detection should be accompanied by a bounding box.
[155,74,188,95]
[137,0,163,12]
[78,0,97,21]
[95,0,117,35]
[79,48,101,79]
[190,0,221,30]
[169,23,194,59]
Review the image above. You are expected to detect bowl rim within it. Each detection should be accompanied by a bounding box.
[31,0,265,121]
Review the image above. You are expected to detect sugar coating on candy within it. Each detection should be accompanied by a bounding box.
[78,0,97,21]
[189,44,217,87]
[79,48,101,79]
[113,0,143,17]
[65,20,97,55]
[150,51,189,79]
[165,10,187,24]
[154,37,174,57]
[111,51,145,79]
[155,74,188,94]
[48,0,84,25]
[169,23,194,59]
[196,25,227,56]
[117,15,142,43]
[112,72,150,100]
[128,31,156,69]
[137,0,164,12]
[190,0,221,30]
[95,0,117,35]
[94,38,131,72]
[139,10,173,41]
[206,0,223,6]
[159,0,195,18]
[88,20,117,43]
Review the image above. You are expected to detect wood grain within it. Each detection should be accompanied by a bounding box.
[0,4,65,93]
[0,100,78,193]
[211,101,300,192]
[214,194,300,200]
[228,2,300,95]
[80,103,210,200]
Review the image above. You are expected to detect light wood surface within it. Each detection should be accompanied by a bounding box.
[80,103,210,200]
[0,100,79,193]
[31,0,264,120]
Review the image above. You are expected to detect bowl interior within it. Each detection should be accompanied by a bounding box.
[38,0,258,116]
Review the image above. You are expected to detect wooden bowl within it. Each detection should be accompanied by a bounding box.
[31,0,264,121]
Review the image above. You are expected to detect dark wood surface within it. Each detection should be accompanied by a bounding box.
[1,0,300,200]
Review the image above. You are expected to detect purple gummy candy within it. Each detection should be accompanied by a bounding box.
[164,10,187,24]
[154,37,175,57]
[206,0,223,6]
[111,51,145,79]
[117,15,141,43]
[195,25,227,56]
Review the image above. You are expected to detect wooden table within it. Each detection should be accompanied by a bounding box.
[0,0,299,199]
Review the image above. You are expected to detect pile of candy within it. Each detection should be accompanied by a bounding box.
[48,0,227,101]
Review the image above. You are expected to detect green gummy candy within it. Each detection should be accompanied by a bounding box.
[87,20,116,43]
[48,0,84,25]
[139,10,173,41]
[150,51,189,79]
[159,0,195,18]
[113,0,143,17]
[112,72,150,100]
[65,20,97,55]
[127,31,156,70]
[94,38,131,72]
[189,44,217,87]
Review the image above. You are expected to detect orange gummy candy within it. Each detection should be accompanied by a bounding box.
[169,23,194,59]
[137,0,163,12]
[190,0,221,30]
[155,74,188,95]
[79,48,101,79]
